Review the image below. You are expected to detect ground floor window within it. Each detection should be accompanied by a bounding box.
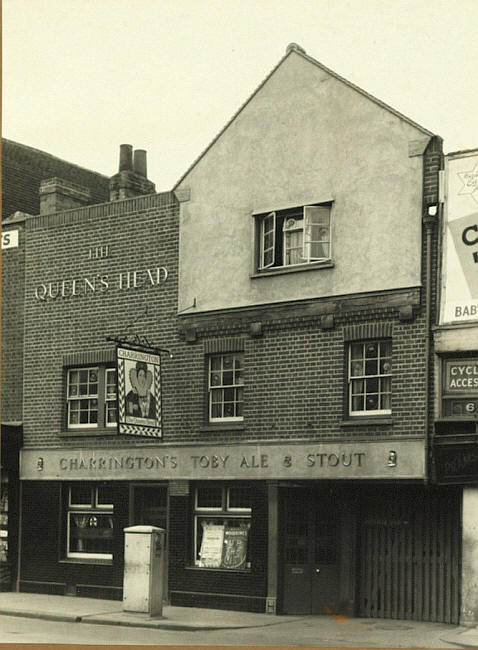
[67,484,114,560]
[194,485,251,570]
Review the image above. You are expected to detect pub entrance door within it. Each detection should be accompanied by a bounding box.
[130,484,168,596]
[131,484,168,530]
[282,487,340,615]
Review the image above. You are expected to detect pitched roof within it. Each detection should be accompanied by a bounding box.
[173,43,435,190]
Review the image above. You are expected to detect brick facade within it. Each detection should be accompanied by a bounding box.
[22,192,179,448]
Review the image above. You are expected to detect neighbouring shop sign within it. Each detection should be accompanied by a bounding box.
[440,151,478,324]
[433,444,478,484]
[20,440,426,480]
[117,346,162,437]
[1,231,18,249]
[444,360,478,392]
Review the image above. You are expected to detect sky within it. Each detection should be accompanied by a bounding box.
[3,0,478,191]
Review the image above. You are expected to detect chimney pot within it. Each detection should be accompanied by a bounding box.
[133,149,148,177]
[119,144,133,172]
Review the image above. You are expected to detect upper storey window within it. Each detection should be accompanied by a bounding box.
[67,366,117,429]
[348,341,392,416]
[256,204,331,271]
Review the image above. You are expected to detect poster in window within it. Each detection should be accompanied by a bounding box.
[222,525,249,570]
[199,523,224,567]
[117,346,162,437]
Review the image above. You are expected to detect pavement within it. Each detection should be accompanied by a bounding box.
[0,592,477,647]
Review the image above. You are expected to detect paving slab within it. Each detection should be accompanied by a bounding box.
[0,593,299,630]
[0,591,477,647]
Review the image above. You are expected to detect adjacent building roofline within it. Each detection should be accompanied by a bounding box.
[173,43,436,190]
[446,147,478,158]
[2,138,109,179]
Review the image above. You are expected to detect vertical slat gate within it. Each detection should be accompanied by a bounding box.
[359,487,461,624]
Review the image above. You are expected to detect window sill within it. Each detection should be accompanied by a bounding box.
[200,423,245,432]
[251,260,334,278]
[59,428,118,437]
[340,416,394,427]
[59,558,113,566]
[185,565,251,574]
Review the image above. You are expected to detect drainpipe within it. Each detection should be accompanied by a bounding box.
[423,211,435,486]
[422,139,443,486]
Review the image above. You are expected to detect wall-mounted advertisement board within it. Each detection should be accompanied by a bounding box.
[441,150,478,324]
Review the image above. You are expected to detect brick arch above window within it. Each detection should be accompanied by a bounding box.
[62,349,116,366]
[343,322,393,342]
[203,337,245,354]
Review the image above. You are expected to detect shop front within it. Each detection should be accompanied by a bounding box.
[19,438,454,620]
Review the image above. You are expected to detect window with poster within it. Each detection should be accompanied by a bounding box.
[193,485,251,571]
[441,358,478,418]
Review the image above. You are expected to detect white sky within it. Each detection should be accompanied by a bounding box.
[3,0,478,190]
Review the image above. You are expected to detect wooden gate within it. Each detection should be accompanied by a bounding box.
[359,486,461,624]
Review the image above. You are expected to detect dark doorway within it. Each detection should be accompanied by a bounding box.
[282,487,340,615]
[131,485,167,530]
[130,484,168,597]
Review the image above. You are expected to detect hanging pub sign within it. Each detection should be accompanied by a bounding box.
[116,346,162,437]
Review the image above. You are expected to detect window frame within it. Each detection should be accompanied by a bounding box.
[208,353,244,423]
[347,340,392,417]
[66,485,114,561]
[66,364,117,431]
[256,203,332,272]
[441,357,478,418]
[193,486,251,571]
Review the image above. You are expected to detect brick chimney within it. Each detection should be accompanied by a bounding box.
[109,144,155,201]
[39,178,91,215]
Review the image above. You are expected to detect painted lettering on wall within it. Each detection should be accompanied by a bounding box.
[59,456,178,471]
[34,267,168,301]
[56,450,368,474]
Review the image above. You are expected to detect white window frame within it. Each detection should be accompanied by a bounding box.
[283,215,305,266]
[260,212,276,269]
[303,205,331,262]
[66,486,113,560]
[208,353,244,422]
[66,366,117,430]
[104,368,117,428]
[195,486,224,511]
[348,340,392,416]
[258,204,332,270]
[193,487,251,569]
[67,367,99,429]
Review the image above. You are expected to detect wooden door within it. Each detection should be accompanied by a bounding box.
[359,486,461,624]
[283,489,339,615]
